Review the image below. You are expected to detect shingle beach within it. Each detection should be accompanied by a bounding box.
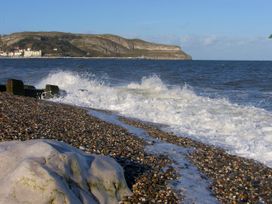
[0,92,271,203]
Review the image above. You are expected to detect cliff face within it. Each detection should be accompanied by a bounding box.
[0,32,191,59]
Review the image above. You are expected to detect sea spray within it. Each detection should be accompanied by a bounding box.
[37,70,272,167]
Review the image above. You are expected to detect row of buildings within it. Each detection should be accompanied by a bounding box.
[0,48,42,57]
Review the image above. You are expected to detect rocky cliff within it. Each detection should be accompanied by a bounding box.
[0,32,191,59]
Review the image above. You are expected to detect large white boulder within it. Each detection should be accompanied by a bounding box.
[0,140,131,204]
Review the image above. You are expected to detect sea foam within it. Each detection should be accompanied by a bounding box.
[37,70,272,167]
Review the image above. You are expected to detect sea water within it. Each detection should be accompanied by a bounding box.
[1,59,272,167]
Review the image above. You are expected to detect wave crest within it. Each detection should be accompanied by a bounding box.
[37,70,272,167]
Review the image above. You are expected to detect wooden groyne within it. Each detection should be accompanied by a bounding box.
[0,79,60,99]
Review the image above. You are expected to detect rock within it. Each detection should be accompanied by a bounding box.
[0,140,132,204]
[0,84,6,92]
[6,79,25,96]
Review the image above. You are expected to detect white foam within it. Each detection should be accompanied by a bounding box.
[145,143,218,204]
[37,71,272,167]
[89,110,218,203]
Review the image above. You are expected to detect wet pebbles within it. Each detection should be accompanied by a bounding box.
[0,93,178,203]
[1,92,272,203]
[122,118,272,204]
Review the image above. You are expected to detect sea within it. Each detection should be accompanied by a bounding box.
[1,58,272,168]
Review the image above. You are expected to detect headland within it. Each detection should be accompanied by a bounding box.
[0,32,191,60]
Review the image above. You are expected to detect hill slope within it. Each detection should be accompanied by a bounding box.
[0,32,191,59]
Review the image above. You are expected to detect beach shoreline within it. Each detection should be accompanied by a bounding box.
[0,56,191,61]
[0,92,178,203]
[0,92,271,203]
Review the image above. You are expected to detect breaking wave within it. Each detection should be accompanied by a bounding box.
[37,70,272,167]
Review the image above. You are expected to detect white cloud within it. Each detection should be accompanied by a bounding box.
[202,36,218,46]
[132,34,272,60]
[177,35,272,60]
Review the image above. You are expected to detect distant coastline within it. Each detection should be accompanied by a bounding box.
[0,56,192,60]
[0,31,191,60]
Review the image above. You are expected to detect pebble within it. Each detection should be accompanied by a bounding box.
[3,92,271,203]
[0,93,179,203]
[122,117,272,204]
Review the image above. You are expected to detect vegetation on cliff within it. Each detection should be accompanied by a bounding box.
[0,32,191,59]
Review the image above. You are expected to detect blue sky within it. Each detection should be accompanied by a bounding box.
[0,0,271,60]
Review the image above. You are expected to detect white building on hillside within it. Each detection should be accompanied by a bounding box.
[23,48,42,57]
[14,50,23,56]
[0,51,7,57]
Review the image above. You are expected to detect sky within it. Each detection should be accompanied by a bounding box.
[0,0,271,60]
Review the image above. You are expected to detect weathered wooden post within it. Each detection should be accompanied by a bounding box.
[0,85,6,92]
[24,85,37,98]
[36,89,45,99]
[42,84,60,99]
[6,79,25,96]
[24,85,36,90]
[46,84,59,95]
